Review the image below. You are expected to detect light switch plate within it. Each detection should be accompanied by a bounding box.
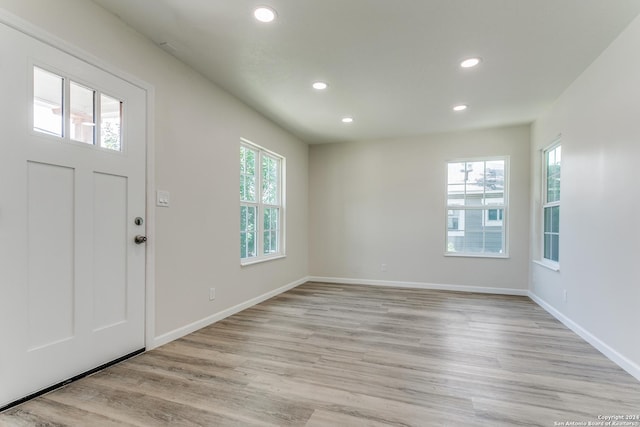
[156,190,170,207]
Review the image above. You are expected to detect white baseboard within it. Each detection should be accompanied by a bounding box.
[529,291,640,382]
[149,276,310,349]
[308,276,528,296]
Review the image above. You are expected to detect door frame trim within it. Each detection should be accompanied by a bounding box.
[0,8,157,349]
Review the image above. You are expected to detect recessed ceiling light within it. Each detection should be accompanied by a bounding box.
[312,81,328,90]
[453,104,468,112]
[460,57,481,68]
[341,117,354,123]
[254,6,276,23]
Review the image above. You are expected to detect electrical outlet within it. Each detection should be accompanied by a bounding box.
[209,287,216,301]
[381,264,387,272]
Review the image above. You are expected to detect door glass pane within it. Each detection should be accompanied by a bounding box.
[33,67,63,137]
[101,94,122,151]
[70,82,95,144]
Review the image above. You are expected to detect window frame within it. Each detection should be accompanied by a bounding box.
[240,138,286,266]
[444,156,510,258]
[31,63,125,153]
[541,140,561,269]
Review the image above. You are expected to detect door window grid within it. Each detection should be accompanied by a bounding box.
[33,66,123,152]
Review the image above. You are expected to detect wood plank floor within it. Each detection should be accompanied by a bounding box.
[2,282,640,426]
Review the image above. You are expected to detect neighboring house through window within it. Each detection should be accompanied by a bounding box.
[240,139,285,264]
[446,158,508,257]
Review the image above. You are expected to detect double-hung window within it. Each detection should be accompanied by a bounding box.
[240,139,284,264]
[542,143,561,265]
[446,158,508,257]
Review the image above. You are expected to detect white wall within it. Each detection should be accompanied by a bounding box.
[309,125,531,292]
[530,15,640,377]
[0,0,309,342]
[3,0,638,384]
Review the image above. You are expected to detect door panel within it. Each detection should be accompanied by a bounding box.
[93,172,128,331]
[0,22,146,407]
[27,161,76,350]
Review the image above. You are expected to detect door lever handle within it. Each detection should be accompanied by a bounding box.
[134,235,147,244]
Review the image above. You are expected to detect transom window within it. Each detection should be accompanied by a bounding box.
[33,66,123,151]
[240,139,284,264]
[543,143,561,264]
[446,158,508,257]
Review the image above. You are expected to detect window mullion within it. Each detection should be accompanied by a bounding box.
[95,91,102,147]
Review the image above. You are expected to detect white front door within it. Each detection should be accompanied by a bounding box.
[0,22,147,407]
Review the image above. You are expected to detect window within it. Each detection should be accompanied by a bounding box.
[487,209,503,221]
[446,158,508,256]
[33,66,123,151]
[543,143,561,264]
[240,139,284,263]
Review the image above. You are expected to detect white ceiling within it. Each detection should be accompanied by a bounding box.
[92,0,640,144]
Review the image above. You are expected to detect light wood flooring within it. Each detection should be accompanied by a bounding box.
[2,282,640,426]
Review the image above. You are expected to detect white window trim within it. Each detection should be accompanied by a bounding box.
[444,156,510,258]
[540,139,561,269]
[532,259,560,272]
[240,138,286,266]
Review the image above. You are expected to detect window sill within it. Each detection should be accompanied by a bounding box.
[444,253,509,259]
[532,260,560,272]
[241,254,286,267]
